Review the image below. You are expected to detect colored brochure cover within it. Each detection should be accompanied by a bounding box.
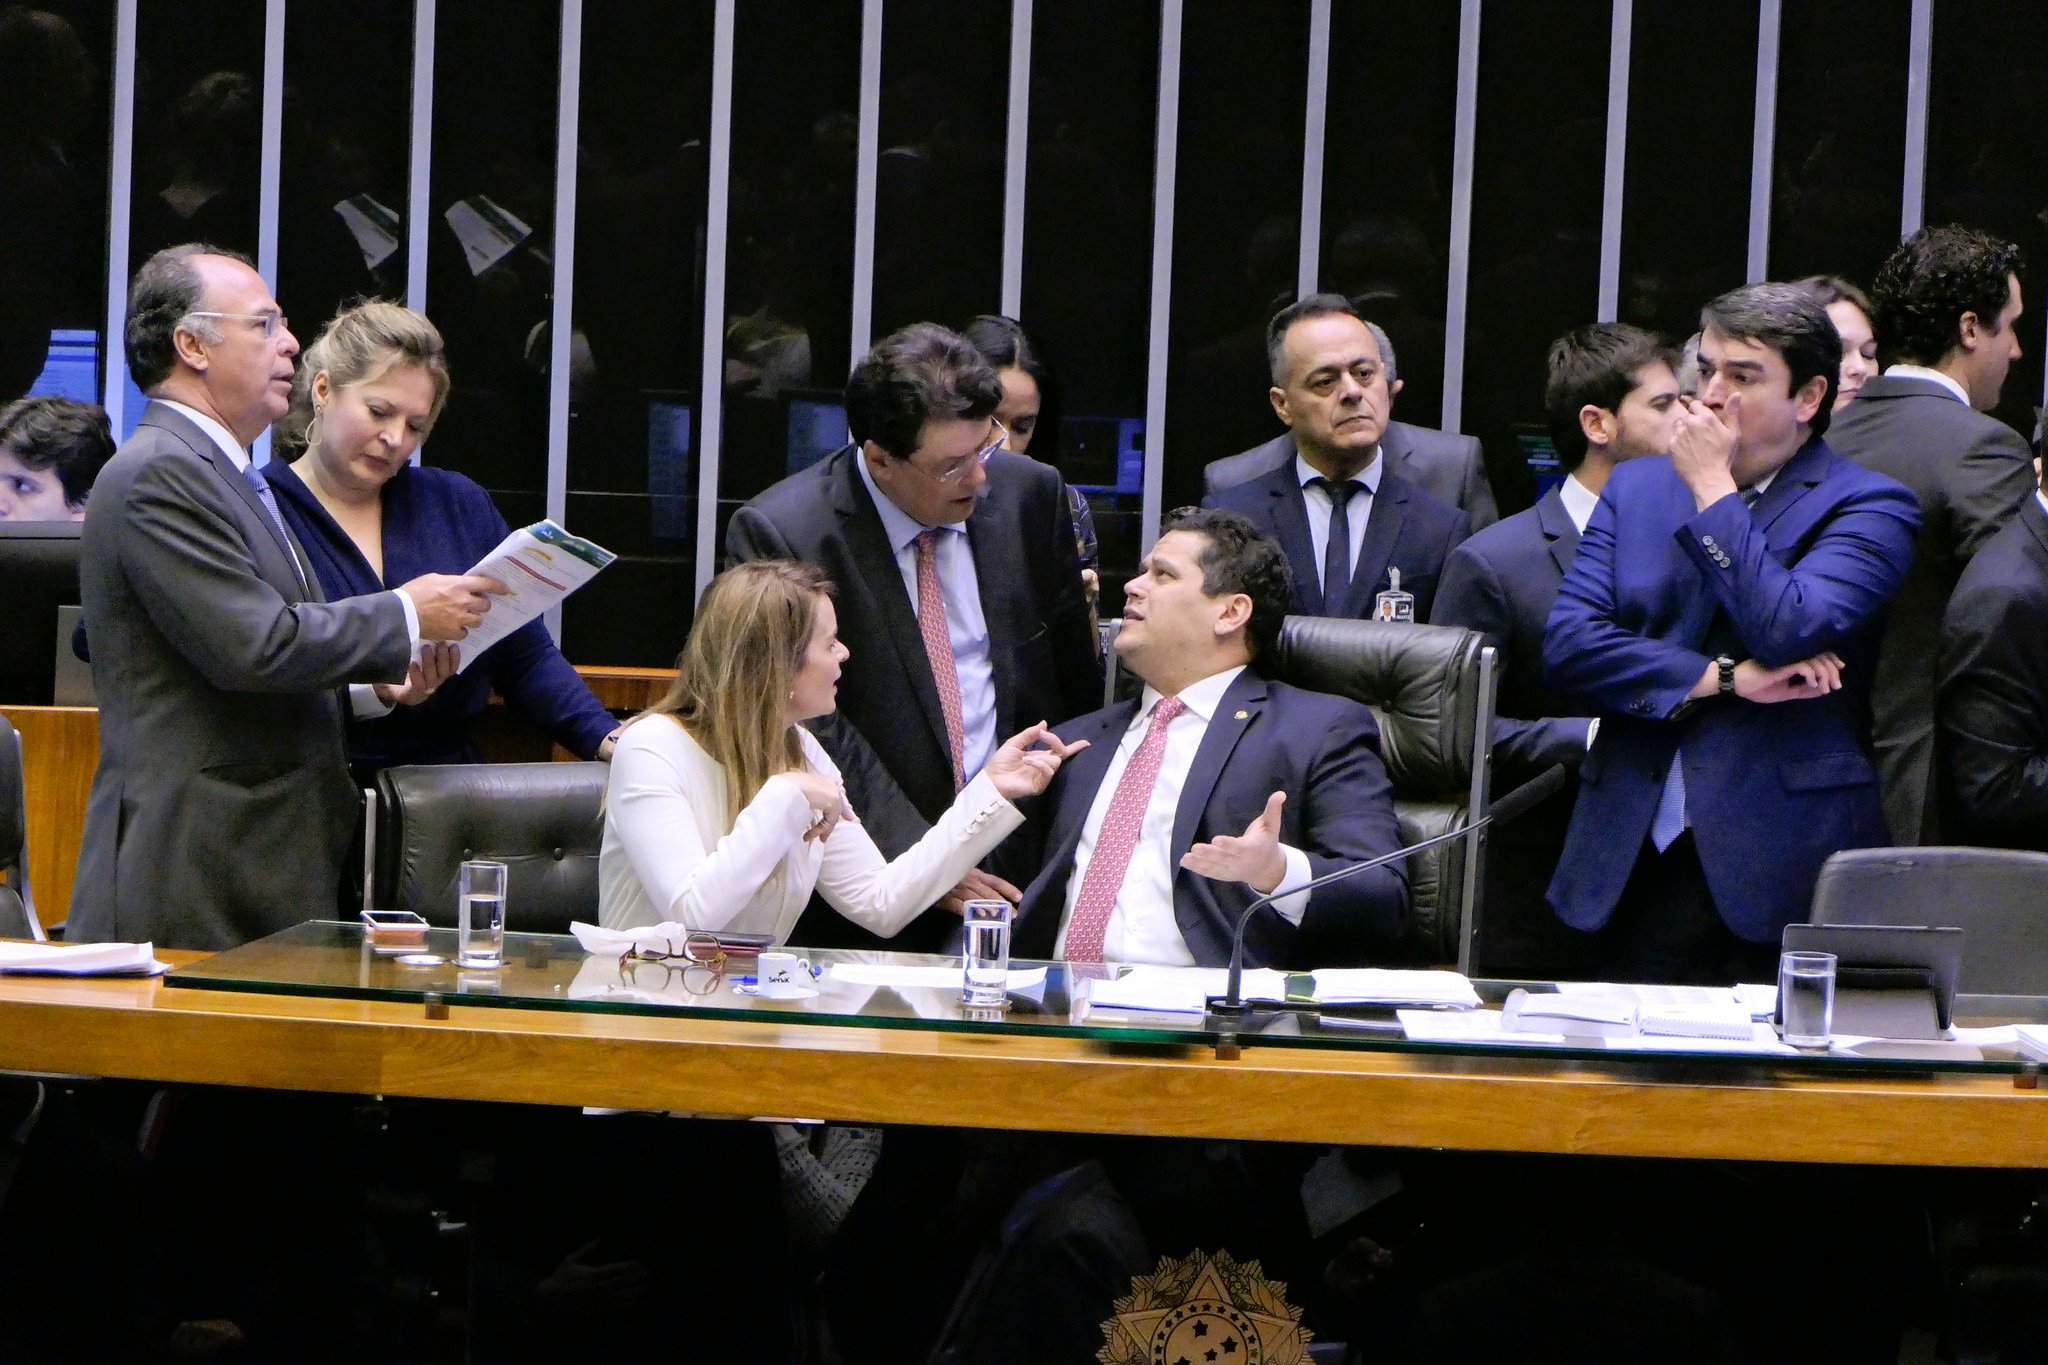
[449,520,616,674]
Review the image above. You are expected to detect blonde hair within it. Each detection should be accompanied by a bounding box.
[275,299,452,453]
[637,560,831,826]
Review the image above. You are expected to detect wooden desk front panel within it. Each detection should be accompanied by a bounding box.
[0,969,2044,1169]
[1,705,97,927]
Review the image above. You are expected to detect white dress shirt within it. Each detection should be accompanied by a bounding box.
[598,717,1022,940]
[1295,450,1382,593]
[157,399,416,717]
[1884,363,1970,405]
[1052,665,1314,965]
[858,454,998,779]
[1558,473,1600,535]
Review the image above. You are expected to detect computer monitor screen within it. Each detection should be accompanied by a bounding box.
[1515,424,1564,500]
[1062,417,1145,494]
[0,522,83,706]
[786,396,847,473]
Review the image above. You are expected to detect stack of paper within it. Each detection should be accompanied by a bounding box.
[0,941,165,976]
[1087,966,1292,1015]
[1310,969,1481,1008]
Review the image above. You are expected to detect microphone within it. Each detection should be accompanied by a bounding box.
[1206,763,1570,1017]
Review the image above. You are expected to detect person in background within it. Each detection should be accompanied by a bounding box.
[1203,314,1498,530]
[0,394,113,520]
[267,300,620,772]
[1436,324,1681,978]
[1826,225,2034,844]
[597,558,1082,939]
[726,323,1101,950]
[1934,455,2048,851]
[1543,283,1919,984]
[1206,294,1471,622]
[1798,274,1879,412]
[961,313,1100,606]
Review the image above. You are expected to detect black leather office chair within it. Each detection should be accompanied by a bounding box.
[1810,845,2048,997]
[0,713,35,939]
[370,762,608,935]
[1267,615,1497,968]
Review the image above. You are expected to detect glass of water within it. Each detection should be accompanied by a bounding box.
[457,860,508,968]
[1779,950,1836,1048]
[960,899,1012,1009]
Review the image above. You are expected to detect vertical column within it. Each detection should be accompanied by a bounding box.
[1746,0,1780,281]
[253,0,286,465]
[999,0,1033,318]
[693,0,737,599]
[1595,0,1631,323]
[1900,0,1931,237]
[407,0,436,313]
[102,0,139,432]
[849,0,884,365]
[1139,0,1184,551]
[1440,0,1482,434]
[1295,0,1331,299]
[542,0,584,637]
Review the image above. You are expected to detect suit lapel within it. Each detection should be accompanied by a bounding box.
[1349,471,1407,612]
[140,403,308,601]
[1260,471,1323,614]
[1535,485,1579,580]
[2023,494,2048,565]
[833,451,953,755]
[1170,671,1267,866]
[1749,436,1830,536]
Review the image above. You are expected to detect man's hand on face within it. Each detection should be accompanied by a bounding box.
[1670,392,1742,511]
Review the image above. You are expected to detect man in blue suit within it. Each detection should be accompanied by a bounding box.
[1206,295,1471,623]
[1543,284,1921,984]
[1012,506,1407,968]
[1437,323,1682,977]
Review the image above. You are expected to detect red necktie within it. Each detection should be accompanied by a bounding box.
[1062,696,1187,962]
[915,528,966,790]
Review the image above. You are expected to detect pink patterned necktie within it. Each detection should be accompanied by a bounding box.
[1063,696,1187,962]
[914,528,967,790]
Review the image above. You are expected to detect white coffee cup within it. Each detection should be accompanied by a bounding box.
[756,951,815,998]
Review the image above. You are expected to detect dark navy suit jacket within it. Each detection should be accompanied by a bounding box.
[1012,670,1408,969]
[1205,460,1471,622]
[1436,485,1594,779]
[1541,439,1920,942]
[267,461,616,768]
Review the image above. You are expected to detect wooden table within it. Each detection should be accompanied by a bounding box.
[2,957,2045,1170]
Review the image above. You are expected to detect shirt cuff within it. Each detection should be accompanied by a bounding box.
[1265,844,1315,926]
[391,588,421,651]
[1586,718,1600,748]
[350,683,395,719]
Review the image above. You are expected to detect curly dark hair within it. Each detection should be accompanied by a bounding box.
[845,322,1002,459]
[1870,226,2023,368]
[1158,506,1294,662]
[0,395,114,507]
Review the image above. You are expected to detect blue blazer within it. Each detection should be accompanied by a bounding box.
[266,461,616,769]
[1011,670,1409,969]
[1540,439,1921,942]
[1206,460,1470,621]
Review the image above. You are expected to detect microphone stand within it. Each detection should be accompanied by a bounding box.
[1203,764,1569,1057]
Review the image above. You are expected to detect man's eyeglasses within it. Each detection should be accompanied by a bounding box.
[183,310,290,340]
[919,419,1007,485]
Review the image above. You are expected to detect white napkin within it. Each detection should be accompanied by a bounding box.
[570,921,704,956]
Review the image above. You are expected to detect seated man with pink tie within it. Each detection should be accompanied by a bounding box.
[1011,506,1410,967]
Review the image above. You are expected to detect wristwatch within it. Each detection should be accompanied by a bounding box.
[1716,654,1737,696]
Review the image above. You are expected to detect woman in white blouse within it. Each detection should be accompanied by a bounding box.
[598,558,1084,939]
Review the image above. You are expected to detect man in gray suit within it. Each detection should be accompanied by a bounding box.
[1202,316,1499,528]
[70,244,501,949]
[1827,225,2034,844]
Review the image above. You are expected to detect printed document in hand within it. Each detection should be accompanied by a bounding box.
[450,521,615,673]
